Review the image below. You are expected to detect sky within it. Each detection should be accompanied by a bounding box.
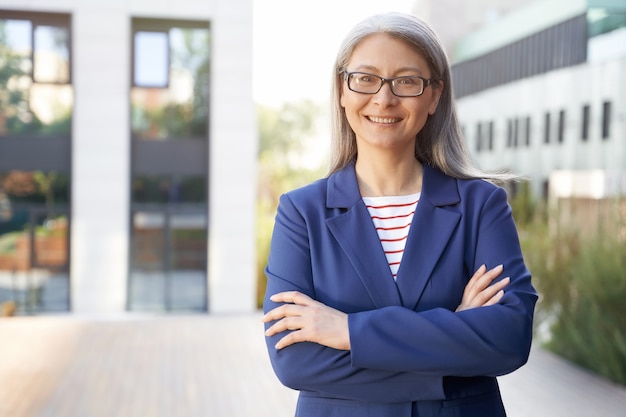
[253,0,417,107]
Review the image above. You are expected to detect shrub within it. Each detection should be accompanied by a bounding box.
[544,234,626,385]
[515,194,626,386]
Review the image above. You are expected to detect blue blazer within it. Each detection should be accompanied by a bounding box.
[263,162,537,417]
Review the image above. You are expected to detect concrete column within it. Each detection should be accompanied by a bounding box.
[71,4,130,313]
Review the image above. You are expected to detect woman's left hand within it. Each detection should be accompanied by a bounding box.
[263,291,350,351]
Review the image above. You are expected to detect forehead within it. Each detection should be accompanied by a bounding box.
[348,33,429,73]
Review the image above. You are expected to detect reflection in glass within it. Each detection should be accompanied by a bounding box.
[131,26,209,139]
[129,210,207,312]
[0,170,70,314]
[129,174,207,311]
[0,19,72,136]
[132,175,205,204]
[134,31,169,88]
[34,25,70,83]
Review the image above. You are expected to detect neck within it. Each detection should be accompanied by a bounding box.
[355,154,423,197]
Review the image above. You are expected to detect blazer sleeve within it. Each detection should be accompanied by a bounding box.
[263,192,445,403]
[348,186,538,377]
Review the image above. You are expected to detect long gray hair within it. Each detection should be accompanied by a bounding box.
[328,12,514,182]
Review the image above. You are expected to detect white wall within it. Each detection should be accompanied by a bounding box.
[456,56,626,198]
[2,0,257,313]
[208,0,258,313]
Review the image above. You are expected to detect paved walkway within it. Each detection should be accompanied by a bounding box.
[0,313,625,417]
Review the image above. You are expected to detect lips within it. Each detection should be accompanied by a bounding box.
[367,116,401,124]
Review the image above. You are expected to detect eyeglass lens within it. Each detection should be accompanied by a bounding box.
[348,72,425,97]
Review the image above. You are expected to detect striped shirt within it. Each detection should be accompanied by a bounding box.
[362,192,420,280]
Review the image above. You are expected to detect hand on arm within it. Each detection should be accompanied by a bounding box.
[456,264,510,312]
[263,265,509,350]
[263,291,350,350]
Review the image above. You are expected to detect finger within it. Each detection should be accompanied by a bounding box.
[484,289,505,306]
[269,291,314,305]
[469,264,487,280]
[262,303,304,323]
[465,264,487,292]
[275,330,306,350]
[475,277,509,306]
[265,315,303,337]
[471,264,504,293]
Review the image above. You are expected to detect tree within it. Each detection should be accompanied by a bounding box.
[256,100,326,306]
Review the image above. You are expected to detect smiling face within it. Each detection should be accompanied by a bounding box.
[340,33,442,157]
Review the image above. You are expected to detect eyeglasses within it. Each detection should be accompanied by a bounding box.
[343,71,434,97]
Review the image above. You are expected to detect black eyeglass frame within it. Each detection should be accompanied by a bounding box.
[343,71,435,97]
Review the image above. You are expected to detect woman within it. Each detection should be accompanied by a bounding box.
[262,12,537,417]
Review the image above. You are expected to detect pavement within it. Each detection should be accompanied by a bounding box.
[0,313,625,417]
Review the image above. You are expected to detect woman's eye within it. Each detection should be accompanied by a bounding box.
[358,75,375,83]
[397,77,417,85]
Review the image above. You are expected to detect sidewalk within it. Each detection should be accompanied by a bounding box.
[0,313,625,417]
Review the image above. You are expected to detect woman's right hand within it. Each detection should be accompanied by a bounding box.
[456,264,510,312]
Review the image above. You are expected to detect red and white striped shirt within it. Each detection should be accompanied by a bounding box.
[362,193,420,280]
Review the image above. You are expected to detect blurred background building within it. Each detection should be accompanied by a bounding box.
[2,0,624,316]
[0,0,256,315]
[416,0,626,201]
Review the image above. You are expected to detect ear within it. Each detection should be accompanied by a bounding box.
[340,85,346,108]
[428,81,443,115]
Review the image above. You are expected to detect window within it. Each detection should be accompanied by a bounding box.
[475,123,482,152]
[0,10,72,315]
[525,116,531,147]
[544,112,551,144]
[602,101,611,139]
[558,110,566,143]
[131,20,210,140]
[129,19,210,312]
[488,121,494,151]
[513,118,519,148]
[581,104,590,141]
[506,119,513,148]
[0,11,72,136]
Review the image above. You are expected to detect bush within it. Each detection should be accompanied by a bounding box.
[515,193,626,386]
[544,234,626,384]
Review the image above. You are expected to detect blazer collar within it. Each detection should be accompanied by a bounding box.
[327,161,460,209]
[325,161,461,310]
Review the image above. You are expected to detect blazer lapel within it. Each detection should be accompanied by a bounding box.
[325,164,402,308]
[395,165,461,310]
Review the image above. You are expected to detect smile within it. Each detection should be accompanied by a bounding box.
[367,116,401,124]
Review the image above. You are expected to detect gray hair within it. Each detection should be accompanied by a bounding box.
[328,12,515,182]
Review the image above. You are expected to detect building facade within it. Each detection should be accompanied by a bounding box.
[449,0,626,199]
[0,0,257,315]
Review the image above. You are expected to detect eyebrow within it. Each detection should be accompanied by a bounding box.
[352,65,426,75]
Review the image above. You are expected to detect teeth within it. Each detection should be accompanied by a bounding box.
[369,116,399,124]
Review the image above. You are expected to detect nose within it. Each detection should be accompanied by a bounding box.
[372,80,398,106]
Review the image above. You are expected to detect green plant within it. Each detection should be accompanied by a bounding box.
[255,101,325,308]
[517,196,626,386]
[545,234,626,384]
